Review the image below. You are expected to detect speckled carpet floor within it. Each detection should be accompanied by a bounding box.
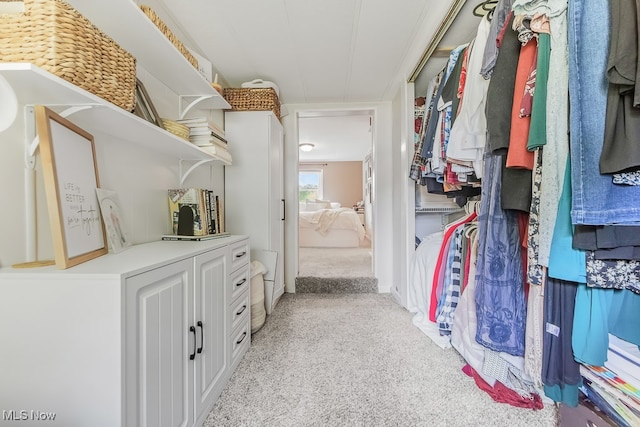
[296,247,377,293]
[298,247,373,278]
[204,293,558,427]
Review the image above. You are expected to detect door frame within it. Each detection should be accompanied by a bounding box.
[281,102,394,293]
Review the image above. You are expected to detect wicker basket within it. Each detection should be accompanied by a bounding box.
[0,0,136,111]
[223,88,281,120]
[140,5,198,70]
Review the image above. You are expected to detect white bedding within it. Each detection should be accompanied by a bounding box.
[299,208,365,247]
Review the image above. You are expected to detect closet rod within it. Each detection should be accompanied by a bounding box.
[408,0,468,83]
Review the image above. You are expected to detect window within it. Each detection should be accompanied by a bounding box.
[299,170,323,202]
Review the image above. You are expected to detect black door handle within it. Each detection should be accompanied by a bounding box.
[235,278,247,287]
[197,321,204,354]
[189,326,196,360]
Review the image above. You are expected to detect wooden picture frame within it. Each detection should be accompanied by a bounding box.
[133,78,165,129]
[35,106,108,269]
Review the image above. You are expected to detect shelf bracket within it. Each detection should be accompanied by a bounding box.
[179,159,213,187]
[26,105,95,158]
[23,104,96,262]
[178,95,213,119]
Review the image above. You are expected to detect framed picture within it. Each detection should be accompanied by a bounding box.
[35,106,108,269]
[133,78,165,129]
[96,188,131,253]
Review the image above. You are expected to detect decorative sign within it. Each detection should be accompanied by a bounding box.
[96,188,131,254]
[35,106,107,269]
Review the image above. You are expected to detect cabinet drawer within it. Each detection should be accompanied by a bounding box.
[230,240,249,271]
[229,264,250,302]
[230,317,251,367]
[230,291,250,332]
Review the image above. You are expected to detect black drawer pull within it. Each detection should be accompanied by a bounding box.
[236,305,247,316]
[197,321,204,354]
[236,332,247,345]
[235,278,247,287]
[189,326,196,360]
[235,251,246,258]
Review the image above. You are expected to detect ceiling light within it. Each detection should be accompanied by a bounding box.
[299,143,315,152]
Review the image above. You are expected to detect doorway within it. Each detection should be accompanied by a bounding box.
[295,109,375,284]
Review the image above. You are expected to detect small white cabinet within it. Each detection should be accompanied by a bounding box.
[193,248,228,426]
[225,111,285,314]
[125,258,194,427]
[0,236,250,427]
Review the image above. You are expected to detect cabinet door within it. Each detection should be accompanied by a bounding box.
[125,259,193,427]
[268,113,285,305]
[193,247,228,424]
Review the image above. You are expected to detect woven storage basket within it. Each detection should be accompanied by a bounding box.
[223,88,281,120]
[140,5,198,69]
[0,0,136,111]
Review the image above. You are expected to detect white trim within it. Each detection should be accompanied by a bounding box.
[282,102,393,293]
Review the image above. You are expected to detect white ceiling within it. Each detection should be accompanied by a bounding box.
[144,0,481,161]
[298,113,372,162]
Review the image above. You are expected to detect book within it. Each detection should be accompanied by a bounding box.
[581,365,640,409]
[199,144,233,163]
[580,382,633,427]
[161,233,229,241]
[216,198,227,233]
[199,188,210,236]
[207,189,217,234]
[167,188,209,236]
[219,198,225,233]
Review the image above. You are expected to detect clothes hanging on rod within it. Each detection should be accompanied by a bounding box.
[408,0,640,416]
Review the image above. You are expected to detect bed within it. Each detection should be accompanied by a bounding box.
[299,201,365,248]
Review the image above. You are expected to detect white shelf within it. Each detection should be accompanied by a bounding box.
[415,206,463,214]
[66,0,230,110]
[0,64,231,165]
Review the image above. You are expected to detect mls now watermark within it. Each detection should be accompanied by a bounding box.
[3,410,56,421]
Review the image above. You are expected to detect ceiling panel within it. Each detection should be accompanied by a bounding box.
[283,0,358,102]
[149,0,483,159]
[298,114,372,162]
[346,0,430,101]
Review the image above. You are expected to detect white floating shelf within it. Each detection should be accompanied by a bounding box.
[0,63,231,165]
[66,0,230,110]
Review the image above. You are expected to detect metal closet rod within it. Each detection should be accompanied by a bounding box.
[408,0,468,83]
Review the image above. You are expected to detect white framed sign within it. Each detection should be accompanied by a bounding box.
[35,106,107,269]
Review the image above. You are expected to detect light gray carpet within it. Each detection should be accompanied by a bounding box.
[298,247,373,278]
[295,276,378,293]
[204,293,558,427]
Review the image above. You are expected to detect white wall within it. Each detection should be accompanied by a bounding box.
[282,102,392,293]
[390,81,415,308]
[0,68,224,268]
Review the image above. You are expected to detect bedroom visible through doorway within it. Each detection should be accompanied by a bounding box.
[296,109,375,286]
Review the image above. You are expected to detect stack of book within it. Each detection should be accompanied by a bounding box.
[175,117,227,146]
[164,188,226,241]
[175,117,232,163]
[579,337,640,427]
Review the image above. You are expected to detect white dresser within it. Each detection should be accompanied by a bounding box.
[0,236,250,427]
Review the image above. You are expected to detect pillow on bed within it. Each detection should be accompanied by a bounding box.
[307,202,330,211]
[330,202,341,209]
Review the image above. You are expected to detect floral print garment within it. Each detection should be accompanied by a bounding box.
[586,251,640,294]
[527,149,544,285]
[475,154,527,356]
